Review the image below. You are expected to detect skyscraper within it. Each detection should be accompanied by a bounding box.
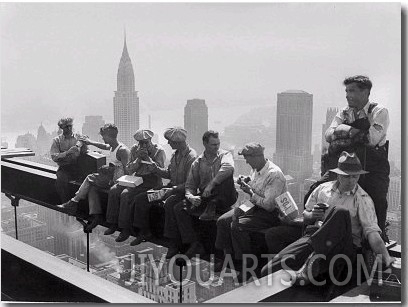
[36,123,51,156]
[273,90,313,182]
[387,176,401,212]
[321,107,338,152]
[184,99,208,153]
[113,34,139,148]
[82,115,105,143]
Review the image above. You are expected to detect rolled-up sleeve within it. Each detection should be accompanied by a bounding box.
[304,185,321,212]
[251,174,286,212]
[368,107,389,146]
[50,139,65,162]
[185,161,199,198]
[325,111,345,143]
[358,194,381,239]
[212,152,234,185]
[50,138,77,165]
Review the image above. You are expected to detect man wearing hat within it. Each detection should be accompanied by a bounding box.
[57,124,130,231]
[172,130,238,258]
[261,151,394,285]
[50,117,88,202]
[323,75,390,237]
[104,129,166,242]
[215,142,287,280]
[129,127,197,248]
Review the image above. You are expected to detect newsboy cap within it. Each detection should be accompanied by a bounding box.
[164,127,187,142]
[330,151,369,176]
[134,129,154,141]
[238,143,265,156]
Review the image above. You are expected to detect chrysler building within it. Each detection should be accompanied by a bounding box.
[113,34,139,148]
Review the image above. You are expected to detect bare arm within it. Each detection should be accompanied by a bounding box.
[206,152,234,191]
[185,162,199,199]
[367,232,394,267]
[117,147,131,174]
[80,136,110,150]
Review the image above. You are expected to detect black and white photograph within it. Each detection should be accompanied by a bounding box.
[1,2,403,303]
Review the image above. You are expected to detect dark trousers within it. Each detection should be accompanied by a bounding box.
[133,192,185,234]
[265,225,303,255]
[359,146,390,233]
[229,207,281,260]
[163,194,187,241]
[171,197,230,245]
[261,206,356,277]
[106,184,150,229]
[56,165,80,203]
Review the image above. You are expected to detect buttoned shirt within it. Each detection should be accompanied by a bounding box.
[325,101,389,147]
[50,133,85,167]
[305,181,381,247]
[248,159,287,212]
[167,146,197,192]
[185,149,234,197]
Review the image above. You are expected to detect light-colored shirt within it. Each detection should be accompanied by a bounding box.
[185,149,234,197]
[248,159,287,212]
[325,101,389,147]
[305,181,381,247]
[50,133,86,167]
[106,143,127,182]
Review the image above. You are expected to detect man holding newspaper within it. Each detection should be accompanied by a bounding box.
[104,129,166,242]
[130,127,197,248]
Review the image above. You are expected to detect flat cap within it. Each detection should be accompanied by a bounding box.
[164,127,187,142]
[134,129,154,141]
[238,143,265,156]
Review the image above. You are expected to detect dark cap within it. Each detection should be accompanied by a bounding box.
[134,129,154,141]
[330,151,369,176]
[164,127,187,142]
[238,143,265,156]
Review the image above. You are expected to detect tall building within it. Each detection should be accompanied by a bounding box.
[273,90,313,182]
[321,107,338,153]
[113,34,139,148]
[184,99,208,153]
[284,175,301,207]
[2,212,55,254]
[82,115,105,143]
[36,123,51,156]
[387,176,401,212]
[15,132,37,151]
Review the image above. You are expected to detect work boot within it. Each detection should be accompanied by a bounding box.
[85,214,103,232]
[213,257,226,272]
[104,224,118,235]
[57,200,78,215]
[130,233,153,246]
[116,229,131,242]
[185,242,206,259]
[199,201,217,221]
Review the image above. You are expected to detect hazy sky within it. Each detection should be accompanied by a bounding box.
[1,3,401,150]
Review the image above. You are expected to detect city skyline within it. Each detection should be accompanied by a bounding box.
[1,3,401,162]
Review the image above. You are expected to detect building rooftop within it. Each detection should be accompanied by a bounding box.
[281,90,311,94]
